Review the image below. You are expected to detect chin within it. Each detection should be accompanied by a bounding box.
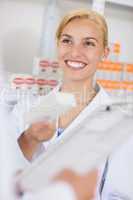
[65,75,89,82]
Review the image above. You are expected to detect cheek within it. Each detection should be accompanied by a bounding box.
[58,47,66,60]
[58,44,71,57]
[85,50,102,72]
[87,49,103,63]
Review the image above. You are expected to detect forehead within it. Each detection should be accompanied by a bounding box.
[61,18,103,38]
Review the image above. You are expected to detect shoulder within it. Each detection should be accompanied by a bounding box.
[103,136,133,199]
[91,83,112,108]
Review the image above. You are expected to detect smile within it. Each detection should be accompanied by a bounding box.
[65,60,87,70]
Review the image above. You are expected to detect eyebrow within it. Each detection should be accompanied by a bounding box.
[60,34,72,38]
[84,37,98,43]
[60,34,98,42]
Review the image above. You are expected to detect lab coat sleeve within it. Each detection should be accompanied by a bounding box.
[11,95,38,164]
[12,100,30,139]
[12,93,44,138]
[0,104,30,170]
[101,137,133,200]
[12,95,53,161]
[10,110,30,167]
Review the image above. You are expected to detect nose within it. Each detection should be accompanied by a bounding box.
[70,44,83,58]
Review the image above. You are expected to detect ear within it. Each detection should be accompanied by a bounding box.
[103,47,110,60]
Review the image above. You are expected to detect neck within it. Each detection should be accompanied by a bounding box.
[61,79,96,105]
[61,78,94,92]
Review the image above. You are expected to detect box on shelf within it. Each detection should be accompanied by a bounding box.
[108,42,121,62]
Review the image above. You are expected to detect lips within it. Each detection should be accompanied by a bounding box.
[65,60,87,70]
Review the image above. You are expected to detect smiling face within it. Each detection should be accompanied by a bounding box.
[57,18,109,84]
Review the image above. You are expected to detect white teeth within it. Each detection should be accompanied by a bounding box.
[66,61,86,68]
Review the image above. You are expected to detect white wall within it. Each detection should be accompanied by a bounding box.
[39,0,92,60]
[105,2,133,63]
[0,0,92,74]
[0,0,133,74]
[0,1,45,73]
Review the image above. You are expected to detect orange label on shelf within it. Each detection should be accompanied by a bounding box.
[98,61,122,72]
[97,79,121,89]
[126,64,133,73]
[109,42,121,55]
[114,43,120,53]
[98,62,133,73]
[122,81,133,91]
[97,79,133,91]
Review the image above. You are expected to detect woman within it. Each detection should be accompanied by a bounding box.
[18,9,109,160]
[17,9,110,200]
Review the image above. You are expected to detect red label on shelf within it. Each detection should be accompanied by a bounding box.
[13,77,25,85]
[51,61,59,68]
[47,80,58,86]
[39,60,51,68]
[36,79,48,85]
[25,78,35,85]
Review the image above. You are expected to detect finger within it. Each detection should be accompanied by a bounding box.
[31,121,55,132]
[53,169,76,182]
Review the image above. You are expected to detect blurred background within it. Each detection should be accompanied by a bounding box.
[0,0,132,102]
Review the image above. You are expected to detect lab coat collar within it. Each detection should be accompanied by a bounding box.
[54,82,112,135]
[92,83,112,108]
[54,82,112,108]
[70,83,112,128]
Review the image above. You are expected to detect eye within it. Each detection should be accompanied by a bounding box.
[60,38,72,45]
[84,41,96,47]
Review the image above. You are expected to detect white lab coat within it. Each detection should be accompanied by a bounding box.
[13,83,112,158]
[12,83,112,200]
[11,83,132,200]
[0,102,29,200]
[101,135,133,200]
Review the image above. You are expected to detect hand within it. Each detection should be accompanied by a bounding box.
[53,169,98,200]
[18,120,56,160]
[25,120,56,143]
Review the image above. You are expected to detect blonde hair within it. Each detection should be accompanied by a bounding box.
[56,9,108,47]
